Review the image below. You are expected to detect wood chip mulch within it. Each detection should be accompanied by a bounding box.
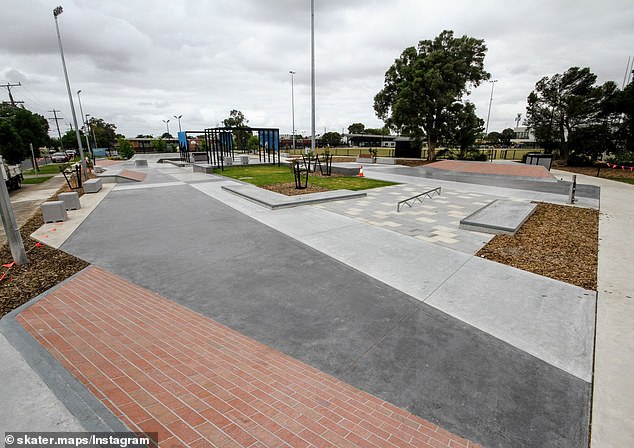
[0,211,89,318]
[261,183,329,196]
[476,202,598,290]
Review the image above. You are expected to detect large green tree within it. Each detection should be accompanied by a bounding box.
[444,101,484,152]
[501,128,515,146]
[347,123,365,134]
[321,132,342,147]
[0,104,49,163]
[374,30,490,160]
[223,109,250,150]
[525,66,618,162]
[87,117,117,148]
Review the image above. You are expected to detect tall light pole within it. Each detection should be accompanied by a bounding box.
[173,115,182,133]
[289,70,296,150]
[162,119,170,137]
[76,89,91,155]
[310,0,316,153]
[485,79,498,135]
[53,6,86,176]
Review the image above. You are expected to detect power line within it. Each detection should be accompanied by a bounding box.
[0,82,24,107]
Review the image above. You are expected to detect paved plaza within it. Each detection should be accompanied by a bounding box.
[1,156,631,447]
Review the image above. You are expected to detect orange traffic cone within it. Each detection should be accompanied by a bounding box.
[359,165,365,177]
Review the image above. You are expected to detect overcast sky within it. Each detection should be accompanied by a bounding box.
[1,0,633,139]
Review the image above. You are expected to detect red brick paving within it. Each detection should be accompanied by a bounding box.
[95,159,125,167]
[428,160,553,178]
[119,170,147,182]
[17,267,480,448]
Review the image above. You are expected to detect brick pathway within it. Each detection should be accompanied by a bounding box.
[119,170,147,182]
[428,160,553,178]
[17,267,479,448]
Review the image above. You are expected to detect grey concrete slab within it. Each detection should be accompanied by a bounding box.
[459,199,537,234]
[221,183,367,209]
[341,304,591,448]
[427,257,596,382]
[60,179,591,447]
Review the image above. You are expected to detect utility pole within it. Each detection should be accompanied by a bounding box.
[310,0,316,154]
[48,109,65,150]
[485,79,498,135]
[0,82,24,107]
[0,156,28,265]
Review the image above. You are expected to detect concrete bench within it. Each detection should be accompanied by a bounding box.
[192,164,214,174]
[240,156,249,165]
[134,159,148,167]
[41,201,68,223]
[223,157,233,166]
[83,178,102,193]
[58,192,81,210]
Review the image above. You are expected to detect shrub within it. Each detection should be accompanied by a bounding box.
[117,138,135,160]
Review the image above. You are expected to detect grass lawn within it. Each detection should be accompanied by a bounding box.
[218,165,397,191]
[24,164,65,175]
[22,175,54,184]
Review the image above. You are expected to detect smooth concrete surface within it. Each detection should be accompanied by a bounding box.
[459,199,537,234]
[60,175,592,447]
[0,333,86,439]
[193,180,596,381]
[222,183,367,209]
[550,171,634,448]
[427,256,596,382]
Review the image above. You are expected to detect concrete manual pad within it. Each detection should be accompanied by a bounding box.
[460,199,537,234]
[60,178,592,447]
[426,256,596,382]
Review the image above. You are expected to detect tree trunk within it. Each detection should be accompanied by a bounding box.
[427,136,436,161]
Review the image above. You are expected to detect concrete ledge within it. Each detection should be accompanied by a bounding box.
[221,184,366,210]
[460,199,537,234]
[376,157,397,165]
[133,159,147,167]
[83,178,102,193]
[190,152,208,163]
[356,156,375,164]
[58,192,81,210]
[193,163,214,174]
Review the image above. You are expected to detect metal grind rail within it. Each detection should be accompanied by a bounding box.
[397,187,441,212]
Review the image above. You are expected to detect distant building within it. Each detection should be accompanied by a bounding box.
[124,137,179,153]
[343,134,397,147]
[511,126,538,148]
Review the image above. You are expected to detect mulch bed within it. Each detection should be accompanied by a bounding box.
[0,210,89,319]
[476,202,598,290]
[554,164,634,181]
[261,182,329,196]
[396,159,433,167]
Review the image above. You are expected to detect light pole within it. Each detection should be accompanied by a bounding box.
[173,115,182,133]
[310,0,316,153]
[53,6,87,176]
[76,89,91,156]
[485,79,498,135]
[289,70,296,150]
[162,119,170,137]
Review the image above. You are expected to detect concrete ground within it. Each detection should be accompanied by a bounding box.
[1,156,627,447]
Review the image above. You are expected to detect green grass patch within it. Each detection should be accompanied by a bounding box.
[22,175,54,184]
[218,164,396,191]
[24,164,64,175]
[609,177,634,185]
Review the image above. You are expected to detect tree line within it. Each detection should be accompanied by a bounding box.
[373,30,634,163]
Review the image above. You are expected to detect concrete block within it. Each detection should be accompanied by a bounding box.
[240,156,249,165]
[192,164,214,174]
[134,159,148,167]
[190,152,208,162]
[83,178,102,193]
[58,192,81,210]
[356,156,375,164]
[41,201,67,223]
[224,157,233,166]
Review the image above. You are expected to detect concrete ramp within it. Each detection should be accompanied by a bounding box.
[460,199,537,234]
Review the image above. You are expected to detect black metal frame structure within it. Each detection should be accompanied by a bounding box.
[201,126,280,171]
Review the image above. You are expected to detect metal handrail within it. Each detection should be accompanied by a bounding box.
[397,187,441,212]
